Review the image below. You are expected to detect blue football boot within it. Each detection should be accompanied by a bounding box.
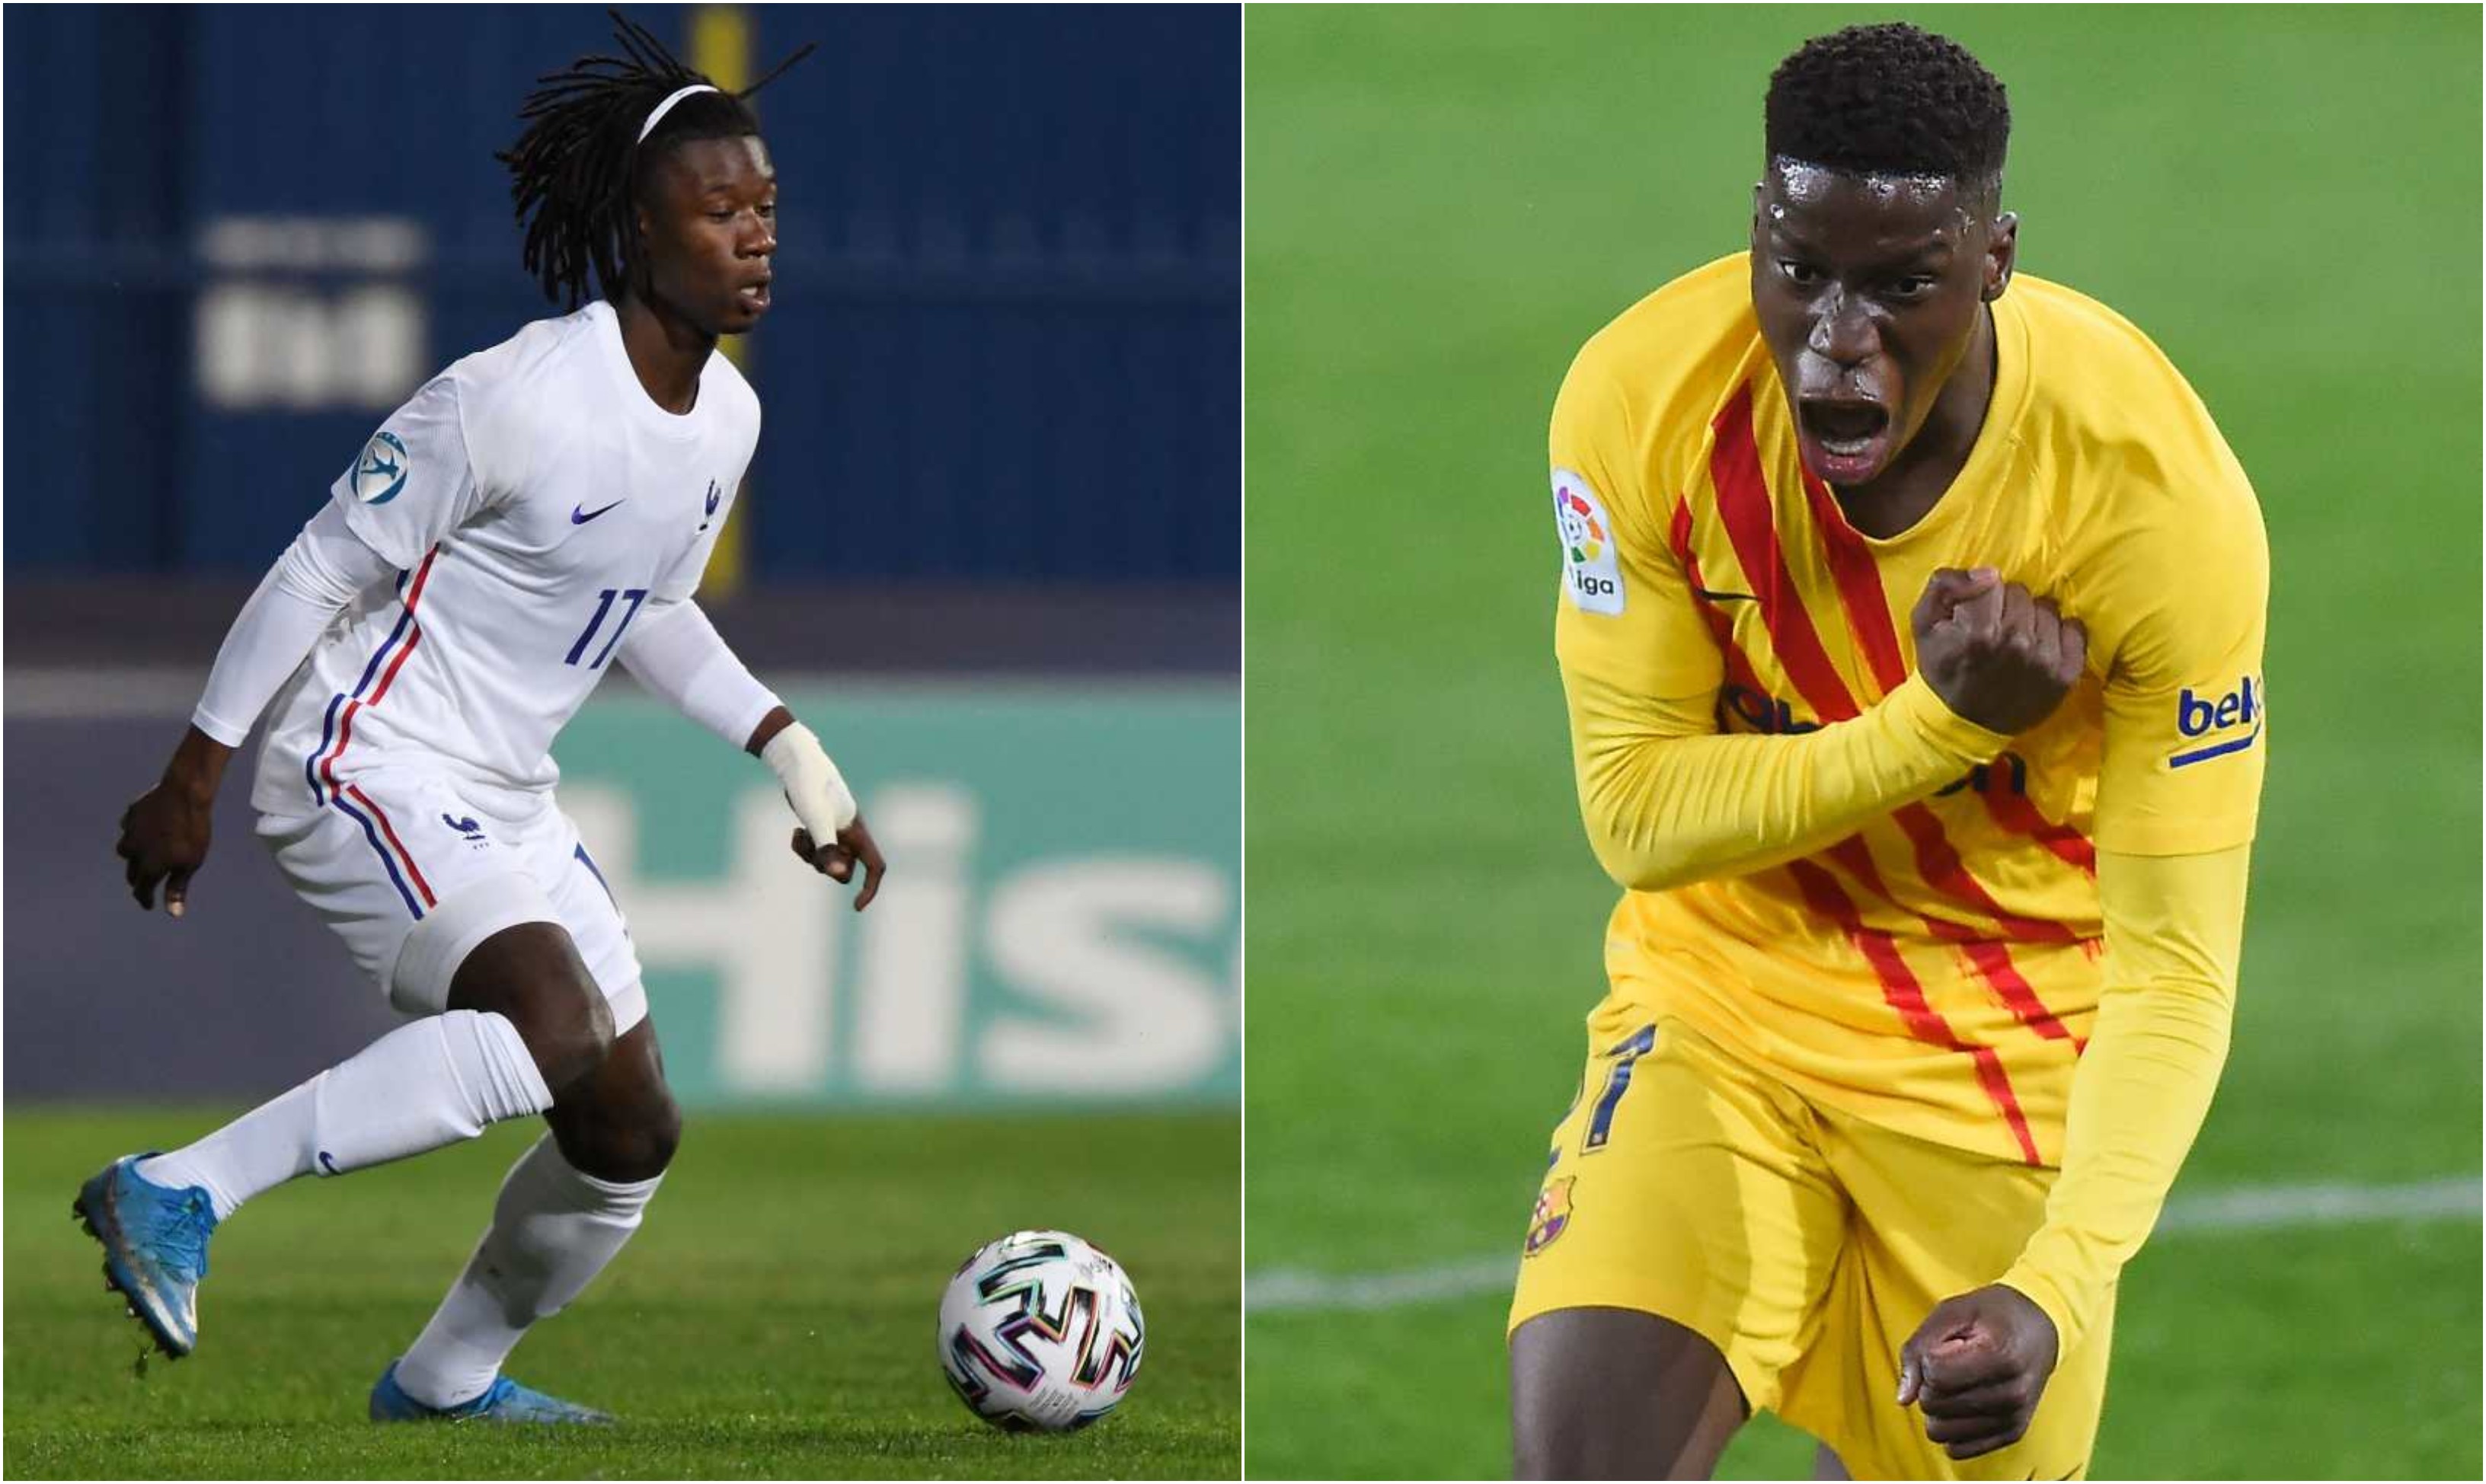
[370,1360,615,1425]
[73,1153,216,1358]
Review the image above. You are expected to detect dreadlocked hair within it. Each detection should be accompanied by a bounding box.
[498,9,816,309]
[1765,23,2010,209]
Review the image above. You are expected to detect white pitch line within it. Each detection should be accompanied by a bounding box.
[1245,1176,2480,1314]
[2149,1176,2479,1233]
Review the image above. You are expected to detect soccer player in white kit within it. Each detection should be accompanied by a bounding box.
[81,18,875,1422]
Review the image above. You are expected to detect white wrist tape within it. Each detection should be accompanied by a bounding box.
[760,722,858,838]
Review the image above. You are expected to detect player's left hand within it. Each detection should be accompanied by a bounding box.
[789,815,885,911]
[1895,1283,2059,1461]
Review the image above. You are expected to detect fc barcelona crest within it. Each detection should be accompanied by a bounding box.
[1524,1177,1575,1256]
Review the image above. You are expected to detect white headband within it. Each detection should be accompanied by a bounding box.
[638,83,721,143]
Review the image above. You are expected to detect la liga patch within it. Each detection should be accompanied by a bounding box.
[1552,469,1624,614]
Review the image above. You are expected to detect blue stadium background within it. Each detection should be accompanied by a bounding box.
[5,3,1238,589]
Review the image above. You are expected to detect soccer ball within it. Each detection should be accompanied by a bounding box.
[937,1229,1145,1431]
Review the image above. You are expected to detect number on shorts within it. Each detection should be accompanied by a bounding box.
[1583,1023,1656,1154]
[564,587,649,668]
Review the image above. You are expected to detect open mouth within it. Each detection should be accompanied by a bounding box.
[1796,398,1893,483]
[737,280,772,311]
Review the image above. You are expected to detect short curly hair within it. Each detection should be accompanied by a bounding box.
[1764,23,2010,205]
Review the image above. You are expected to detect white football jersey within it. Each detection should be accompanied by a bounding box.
[253,300,760,819]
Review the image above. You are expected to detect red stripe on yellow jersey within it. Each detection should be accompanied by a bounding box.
[1550,253,2267,1164]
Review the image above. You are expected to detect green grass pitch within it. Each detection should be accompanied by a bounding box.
[6,1108,1237,1478]
[1245,5,2480,1479]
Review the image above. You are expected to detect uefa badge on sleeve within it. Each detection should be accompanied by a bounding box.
[351,430,411,505]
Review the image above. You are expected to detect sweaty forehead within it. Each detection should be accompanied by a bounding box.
[1763,158,1970,244]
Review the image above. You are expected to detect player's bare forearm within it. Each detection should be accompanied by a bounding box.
[163,724,235,801]
[744,704,795,756]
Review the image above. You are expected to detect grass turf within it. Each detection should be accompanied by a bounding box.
[6,1108,1238,1478]
[1244,5,2481,1479]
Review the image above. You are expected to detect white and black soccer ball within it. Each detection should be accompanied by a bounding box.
[937,1228,1145,1431]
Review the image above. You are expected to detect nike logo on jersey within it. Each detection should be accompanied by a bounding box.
[572,499,626,525]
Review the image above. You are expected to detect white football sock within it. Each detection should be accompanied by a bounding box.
[393,1133,662,1409]
[136,1010,552,1222]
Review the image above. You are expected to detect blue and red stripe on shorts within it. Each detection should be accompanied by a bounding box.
[302,547,441,918]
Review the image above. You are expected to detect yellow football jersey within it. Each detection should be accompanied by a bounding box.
[1551,252,2268,1166]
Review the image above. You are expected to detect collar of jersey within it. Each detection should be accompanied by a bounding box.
[586,300,718,444]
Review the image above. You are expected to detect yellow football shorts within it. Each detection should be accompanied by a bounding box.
[1508,1006,2114,1481]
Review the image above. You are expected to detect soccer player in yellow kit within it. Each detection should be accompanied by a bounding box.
[1507,24,2266,1481]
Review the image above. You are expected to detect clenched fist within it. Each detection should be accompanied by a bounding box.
[1896,1283,2062,1461]
[1912,567,2087,735]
